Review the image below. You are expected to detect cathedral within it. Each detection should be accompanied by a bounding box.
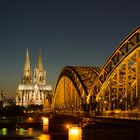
[16,49,52,107]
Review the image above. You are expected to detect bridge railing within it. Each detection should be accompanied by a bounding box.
[50,109,140,120]
[94,110,140,120]
[51,111,92,118]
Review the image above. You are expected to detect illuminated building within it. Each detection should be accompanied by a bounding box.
[0,91,5,108]
[16,49,52,107]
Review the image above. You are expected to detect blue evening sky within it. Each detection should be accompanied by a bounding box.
[0,0,140,98]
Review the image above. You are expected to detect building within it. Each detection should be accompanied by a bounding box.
[16,49,52,107]
[0,91,5,108]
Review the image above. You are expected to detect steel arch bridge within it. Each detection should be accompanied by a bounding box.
[52,26,140,114]
[52,66,100,112]
[95,26,140,112]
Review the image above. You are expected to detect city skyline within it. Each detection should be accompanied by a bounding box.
[0,0,140,98]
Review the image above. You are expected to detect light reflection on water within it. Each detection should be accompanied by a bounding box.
[28,127,34,136]
[0,116,82,140]
[0,127,52,140]
[0,128,7,135]
[38,134,51,140]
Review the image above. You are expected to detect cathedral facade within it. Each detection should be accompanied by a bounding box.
[16,49,52,107]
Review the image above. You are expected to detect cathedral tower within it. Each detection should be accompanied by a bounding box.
[37,49,43,70]
[34,50,46,85]
[22,49,32,84]
[16,49,52,107]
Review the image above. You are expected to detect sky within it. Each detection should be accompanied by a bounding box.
[0,0,140,99]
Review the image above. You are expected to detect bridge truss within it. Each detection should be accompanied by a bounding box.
[96,26,140,111]
[52,66,99,112]
[52,26,140,114]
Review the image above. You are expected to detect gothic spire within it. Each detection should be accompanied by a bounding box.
[37,50,43,70]
[22,49,32,84]
[24,48,31,71]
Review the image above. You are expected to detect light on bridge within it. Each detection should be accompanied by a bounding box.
[42,117,49,125]
[27,117,34,123]
[104,101,107,104]
[42,117,49,132]
[66,124,71,129]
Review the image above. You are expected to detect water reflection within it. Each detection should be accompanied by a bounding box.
[1,128,7,135]
[0,117,76,140]
[28,127,33,136]
[17,128,25,135]
[42,117,49,132]
[0,127,52,139]
[43,125,49,132]
[38,134,51,140]
[68,126,82,140]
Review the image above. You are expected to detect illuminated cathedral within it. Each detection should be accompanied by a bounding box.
[16,49,52,107]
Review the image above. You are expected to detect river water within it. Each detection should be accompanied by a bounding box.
[0,124,68,140]
[0,116,139,140]
[0,127,58,139]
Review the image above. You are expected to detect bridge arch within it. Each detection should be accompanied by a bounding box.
[95,26,140,111]
[52,66,99,112]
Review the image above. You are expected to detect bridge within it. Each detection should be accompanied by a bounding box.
[51,26,140,119]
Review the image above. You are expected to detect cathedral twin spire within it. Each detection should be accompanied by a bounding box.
[24,49,31,71]
[22,49,46,85]
[37,50,44,70]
